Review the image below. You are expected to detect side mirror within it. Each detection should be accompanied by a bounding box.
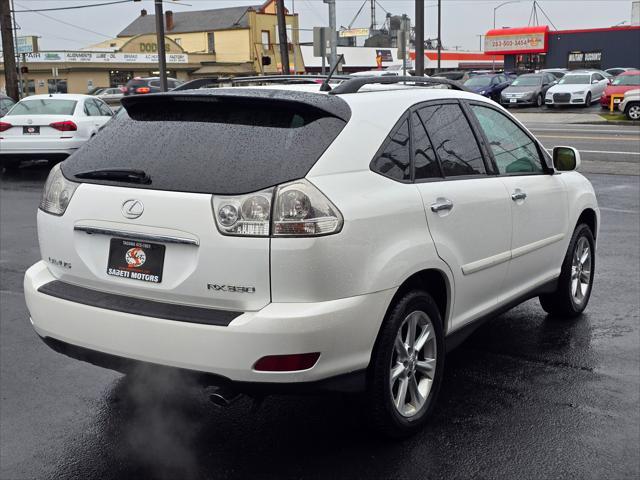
[553,146,581,171]
[592,80,599,84]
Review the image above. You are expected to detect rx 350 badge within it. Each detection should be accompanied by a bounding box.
[208,284,256,294]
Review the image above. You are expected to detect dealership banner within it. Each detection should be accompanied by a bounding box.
[484,26,549,55]
[20,51,189,64]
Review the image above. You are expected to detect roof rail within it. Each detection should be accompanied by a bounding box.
[327,76,468,95]
[231,75,352,85]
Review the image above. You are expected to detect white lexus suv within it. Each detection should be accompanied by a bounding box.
[24,76,599,437]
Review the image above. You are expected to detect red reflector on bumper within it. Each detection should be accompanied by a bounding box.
[253,352,320,372]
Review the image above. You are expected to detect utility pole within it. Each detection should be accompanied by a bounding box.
[437,0,441,72]
[414,0,424,76]
[370,0,376,31]
[324,0,337,70]
[276,0,290,74]
[154,0,168,92]
[1,0,19,101]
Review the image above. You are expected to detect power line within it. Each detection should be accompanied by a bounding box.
[11,0,132,13]
[13,1,113,38]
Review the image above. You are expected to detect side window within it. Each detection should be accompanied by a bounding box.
[470,105,544,175]
[418,104,486,177]
[371,118,411,181]
[149,80,160,88]
[96,100,113,116]
[411,111,441,180]
[84,99,101,116]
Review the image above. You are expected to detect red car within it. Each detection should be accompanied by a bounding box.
[601,70,640,109]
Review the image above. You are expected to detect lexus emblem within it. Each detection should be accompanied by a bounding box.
[121,199,144,219]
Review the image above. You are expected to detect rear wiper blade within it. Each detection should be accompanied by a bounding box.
[74,168,151,184]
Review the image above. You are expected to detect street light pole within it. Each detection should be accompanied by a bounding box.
[415,0,424,76]
[154,0,168,92]
[492,1,520,71]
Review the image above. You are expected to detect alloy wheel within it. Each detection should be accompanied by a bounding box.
[628,105,640,120]
[389,311,437,418]
[571,237,592,306]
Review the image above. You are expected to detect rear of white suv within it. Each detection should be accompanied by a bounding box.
[24,81,598,437]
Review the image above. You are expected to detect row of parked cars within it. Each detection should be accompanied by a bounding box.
[435,67,640,116]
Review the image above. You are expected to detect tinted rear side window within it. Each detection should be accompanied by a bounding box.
[62,96,348,195]
[371,118,411,181]
[417,104,486,176]
[10,99,76,116]
[411,111,441,180]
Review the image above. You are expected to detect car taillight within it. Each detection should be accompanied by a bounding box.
[0,121,12,132]
[49,120,77,131]
[212,179,343,237]
[39,163,79,216]
[136,87,150,94]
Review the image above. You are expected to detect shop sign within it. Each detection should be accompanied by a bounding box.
[22,51,189,64]
[375,49,394,62]
[567,51,602,68]
[339,28,370,38]
[485,31,546,54]
[17,36,38,54]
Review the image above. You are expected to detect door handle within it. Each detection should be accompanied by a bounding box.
[511,190,527,201]
[430,199,454,213]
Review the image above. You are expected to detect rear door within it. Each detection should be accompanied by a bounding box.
[412,101,512,328]
[467,102,568,301]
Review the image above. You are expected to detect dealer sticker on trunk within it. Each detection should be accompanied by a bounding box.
[107,238,165,283]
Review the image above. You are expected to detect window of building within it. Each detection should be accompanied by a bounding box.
[262,30,271,51]
[470,105,543,175]
[207,32,215,53]
[371,117,411,181]
[19,79,35,95]
[418,104,486,177]
[174,38,182,45]
[47,79,67,94]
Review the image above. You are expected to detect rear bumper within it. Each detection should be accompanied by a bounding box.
[25,261,393,387]
[0,138,85,161]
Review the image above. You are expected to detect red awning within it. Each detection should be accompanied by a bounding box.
[485,25,549,38]
[484,26,549,55]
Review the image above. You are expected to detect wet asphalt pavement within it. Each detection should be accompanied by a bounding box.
[1,166,639,480]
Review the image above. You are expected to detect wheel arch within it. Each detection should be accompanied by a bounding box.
[577,207,598,240]
[386,268,451,333]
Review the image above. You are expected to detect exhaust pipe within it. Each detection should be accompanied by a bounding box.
[208,386,242,408]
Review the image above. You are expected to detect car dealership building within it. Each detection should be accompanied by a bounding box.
[484,25,640,72]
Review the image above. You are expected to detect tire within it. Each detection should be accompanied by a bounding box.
[583,93,592,107]
[626,103,640,120]
[366,290,445,438]
[536,94,543,107]
[539,224,595,317]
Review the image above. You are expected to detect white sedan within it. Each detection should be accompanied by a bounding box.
[0,94,113,170]
[545,70,610,107]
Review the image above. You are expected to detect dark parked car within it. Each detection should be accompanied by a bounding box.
[124,77,183,95]
[0,94,15,117]
[464,73,512,101]
[501,72,558,108]
[171,77,221,91]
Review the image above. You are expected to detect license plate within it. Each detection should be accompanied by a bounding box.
[107,238,165,284]
[614,98,621,103]
[23,126,40,135]
[510,99,517,103]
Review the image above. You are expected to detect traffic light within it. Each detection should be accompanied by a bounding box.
[20,66,28,74]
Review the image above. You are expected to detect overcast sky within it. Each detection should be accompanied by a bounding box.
[9,0,637,52]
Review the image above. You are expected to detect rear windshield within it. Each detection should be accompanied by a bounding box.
[9,99,76,116]
[126,79,150,87]
[62,95,348,195]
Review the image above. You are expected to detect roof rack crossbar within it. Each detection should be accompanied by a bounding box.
[327,76,469,95]
[231,75,352,85]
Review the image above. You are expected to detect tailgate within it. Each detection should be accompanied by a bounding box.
[38,183,271,312]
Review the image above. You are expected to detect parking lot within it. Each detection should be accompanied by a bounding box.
[1,119,639,479]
